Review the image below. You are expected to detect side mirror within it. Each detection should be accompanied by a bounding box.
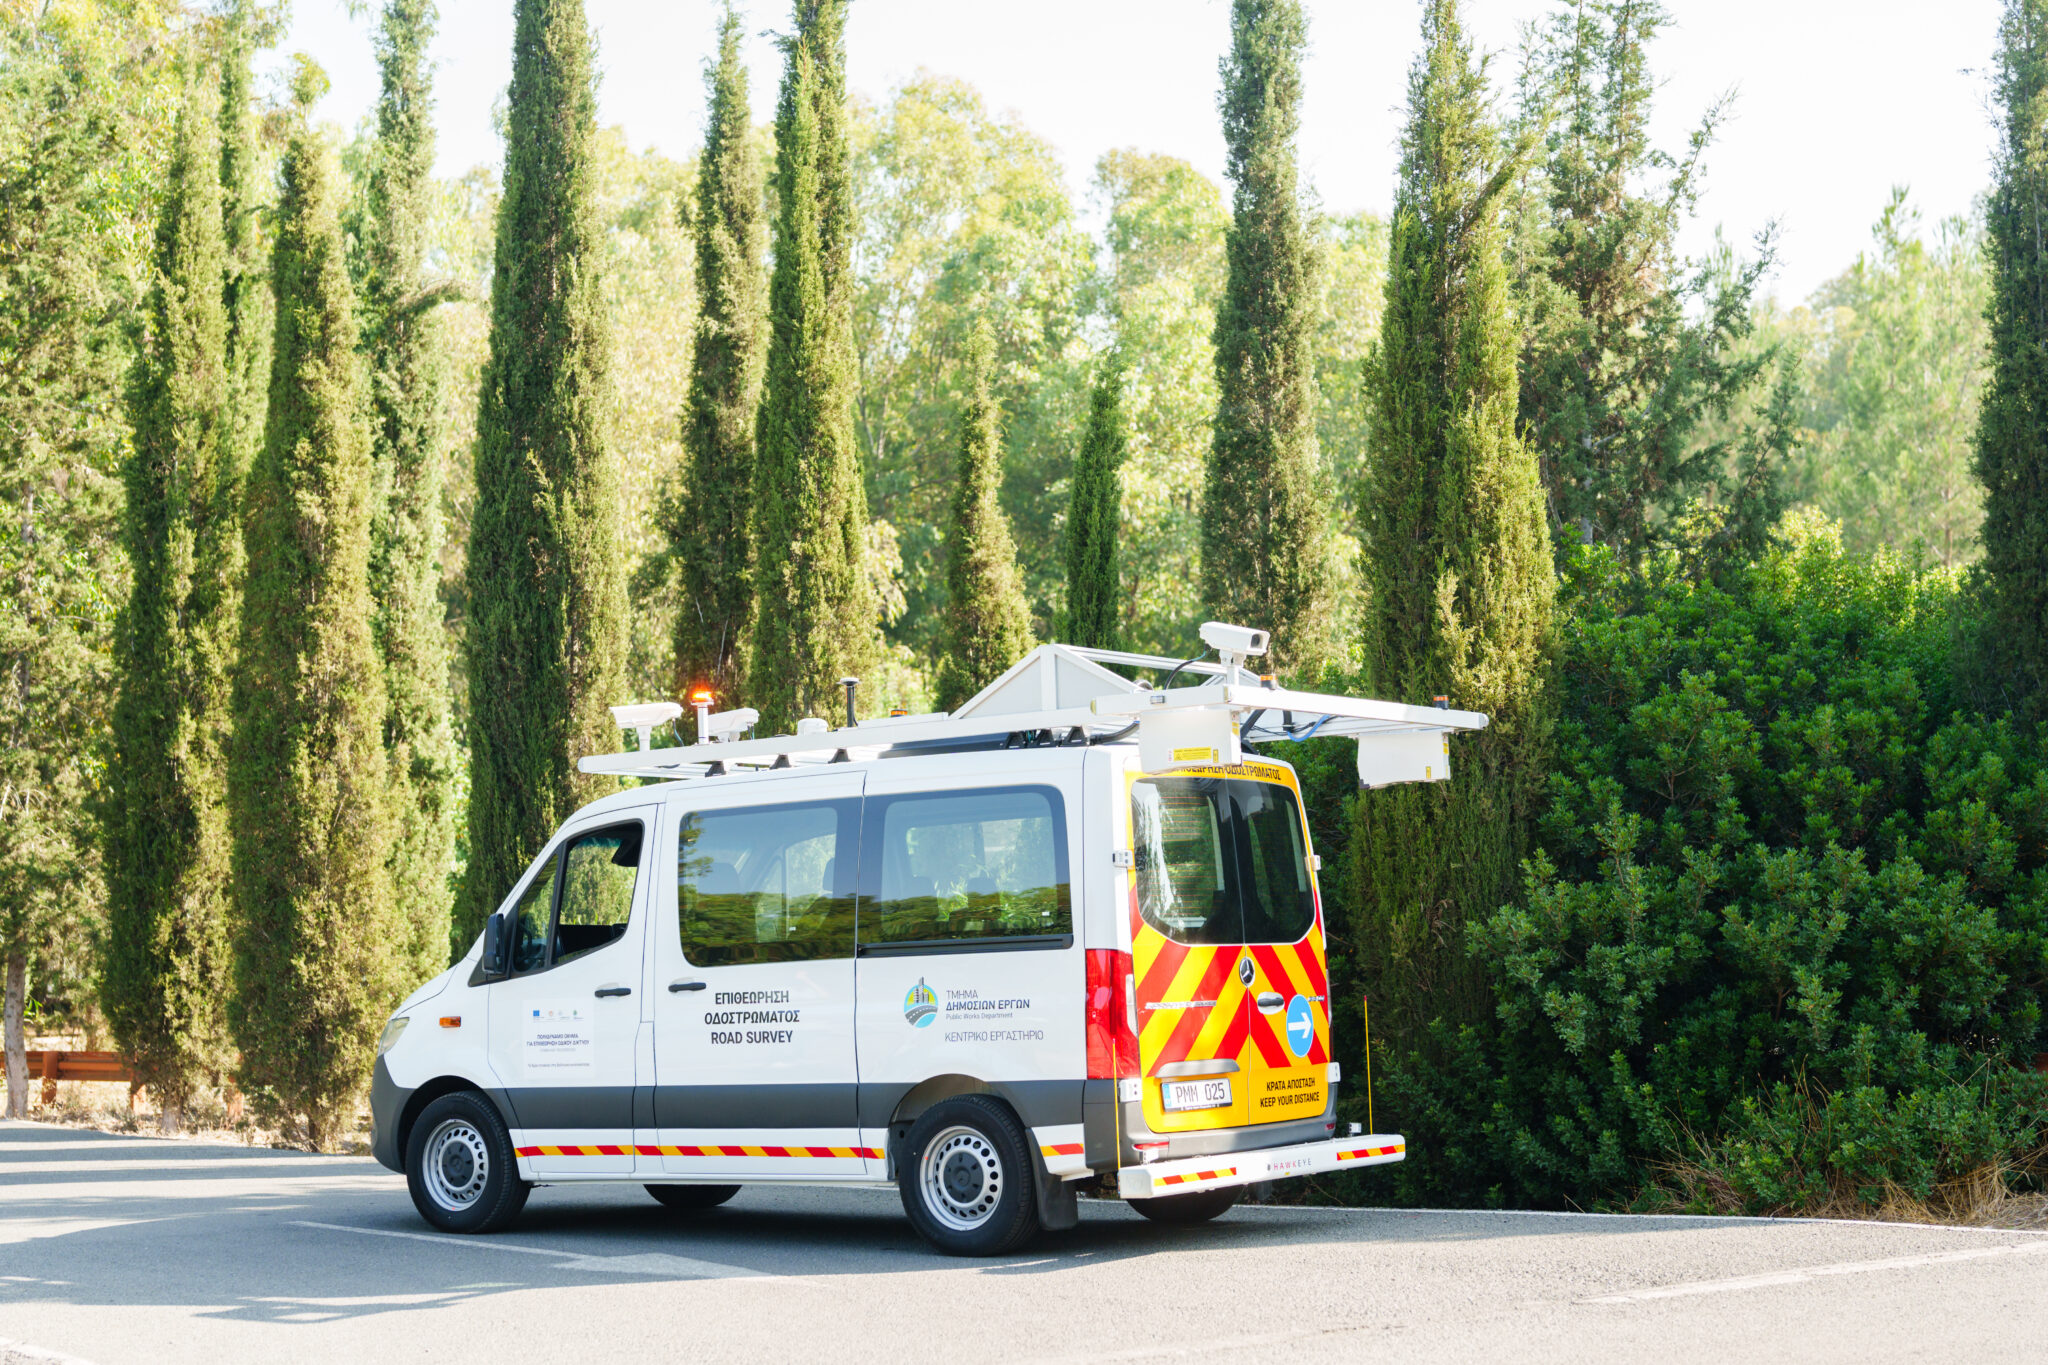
[482,914,508,977]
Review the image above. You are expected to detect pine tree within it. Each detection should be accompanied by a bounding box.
[1345,0,1556,1050]
[938,320,1034,707]
[362,0,458,980]
[100,71,235,1134]
[1063,351,1127,649]
[748,0,877,730]
[458,0,628,948]
[1978,0,2048,704]
[218,0,272,496]
[1512,0,1784,566]
[229,63,398,1150]
[672,1,767,709]
[1201,0,1335,673]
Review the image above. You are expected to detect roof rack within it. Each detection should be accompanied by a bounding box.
[578,631,1487,789]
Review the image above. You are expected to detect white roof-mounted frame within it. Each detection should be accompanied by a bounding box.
[578,639,1486,782]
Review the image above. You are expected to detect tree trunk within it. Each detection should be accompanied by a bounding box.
[4,951,26,1120]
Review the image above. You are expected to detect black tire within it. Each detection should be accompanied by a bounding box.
[897,1095,1040,1256]
[1128,1185,1241,1225]
[645,1183,741,1211]
[403,1091,530,1234]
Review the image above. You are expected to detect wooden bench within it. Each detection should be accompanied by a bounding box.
[24,1050,136,1109]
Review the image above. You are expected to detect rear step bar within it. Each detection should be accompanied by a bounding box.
[1117,1133,1405,1199]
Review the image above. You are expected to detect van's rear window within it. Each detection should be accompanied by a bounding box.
[1130,776,1314,946]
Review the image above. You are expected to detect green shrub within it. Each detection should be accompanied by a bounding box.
[1362,515,2048,1212]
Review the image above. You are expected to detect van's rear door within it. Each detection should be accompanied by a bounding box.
[1128,759,1326,1134]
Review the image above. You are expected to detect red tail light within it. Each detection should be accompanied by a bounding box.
[1085,948,1138,1079]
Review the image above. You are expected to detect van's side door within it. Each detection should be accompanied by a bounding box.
[648,772,869,1178]
[485,804,657,1177]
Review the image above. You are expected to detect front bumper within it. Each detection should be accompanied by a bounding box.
[1116,1133,1404,1199]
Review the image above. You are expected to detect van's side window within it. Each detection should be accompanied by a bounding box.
[553,824,642,965]
[678,800,858,966]
[510,855,557,974]
[862,786,1070,945]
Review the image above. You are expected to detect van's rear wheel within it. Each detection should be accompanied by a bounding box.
[404,1092,529,1233]
[1129,1185,1240,1225]
[897,1096,1038,1256]
[645,1183,740,1211]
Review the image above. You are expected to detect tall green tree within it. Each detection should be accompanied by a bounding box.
[460,0,628,946]
[229,64,398,1149]
[101,71,236,1131]
[749,0,877,729]
[219,0,274,499]
[1512,0,1783,566]
[0,0,173,1117]
[361,0,459,981]
[1202,0,1335,672]
[1977,0,2048,705]
[1797,193,1987,568]
[938,321,1034,707]
[1346,0,1556,1050]
[672,1,767,708]
[1063,351,1128,649]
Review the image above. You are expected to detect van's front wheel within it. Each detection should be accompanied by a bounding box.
[404,1091,529,1233]
[898,1096,1039,1256]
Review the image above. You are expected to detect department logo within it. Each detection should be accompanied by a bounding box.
[903,978,938,1028]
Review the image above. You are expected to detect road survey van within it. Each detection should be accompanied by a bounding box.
[370,623,1484,1255]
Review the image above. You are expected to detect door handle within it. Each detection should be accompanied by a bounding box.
[594,986,633,998]
[669,980,707,993]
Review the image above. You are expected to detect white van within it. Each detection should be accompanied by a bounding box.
[370,626,1484,1255]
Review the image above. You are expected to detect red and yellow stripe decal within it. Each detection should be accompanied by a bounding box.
[1155,1165,1237,1187]
[1039,1142,1084,1158]
[517,1144,880,1159]
[1335,1142,1404,1162]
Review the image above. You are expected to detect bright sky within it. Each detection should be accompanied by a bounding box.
[283,0,2003,305]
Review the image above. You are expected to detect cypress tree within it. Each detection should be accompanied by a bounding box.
[101,72,235,1133]
[1063,351,1127,649]
[229,63,398,1149]
[362,0,458,978]
[673,1,767,708]
[459,0,628,947]
[1978,0,2048,703]
[1201,0,1335,673]
[937,320,1034,708]
[219,0,273,495]
[1345,0,1555,1050]
[748,0,878,730]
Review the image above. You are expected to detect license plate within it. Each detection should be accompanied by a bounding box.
[1161,1077,1233,1112]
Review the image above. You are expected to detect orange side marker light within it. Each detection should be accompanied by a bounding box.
[439,1016,462,1028]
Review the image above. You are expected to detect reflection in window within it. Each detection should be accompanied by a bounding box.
[865,788,1069,944]
[553,824,642,965]
[1131,777,1313,947]
[679,801,856,966]
[510,855,556,974]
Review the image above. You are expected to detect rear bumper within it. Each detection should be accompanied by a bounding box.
[1117,1133,1404,1199]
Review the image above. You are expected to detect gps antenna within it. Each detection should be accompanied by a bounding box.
[842,676,859,728]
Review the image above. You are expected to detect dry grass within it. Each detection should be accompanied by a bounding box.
[1647,1155,2048,1230]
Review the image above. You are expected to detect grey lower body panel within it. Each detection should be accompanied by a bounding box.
[370,1057,409,1173]
[491,1079,1088,1133]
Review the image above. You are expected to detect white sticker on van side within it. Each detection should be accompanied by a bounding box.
[523,1001,595,1075]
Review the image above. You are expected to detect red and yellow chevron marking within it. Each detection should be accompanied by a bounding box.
[1335,1142,1404,1162]
[516,1144,880,1159]
[1154,1166,1237,1187]
[1244,939,1330,1069]
[1039,1142,1084,1158]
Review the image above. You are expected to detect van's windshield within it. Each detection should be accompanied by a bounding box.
[1130,775,1315,946]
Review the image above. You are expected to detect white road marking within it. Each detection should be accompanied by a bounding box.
[289,1220,764,1279]
[1583,1239,2048,1304]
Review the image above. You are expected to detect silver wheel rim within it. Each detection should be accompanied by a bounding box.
[422,1117,490,1211]
[919,1124,1004,1232]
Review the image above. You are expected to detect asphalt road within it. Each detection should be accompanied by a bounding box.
[3,1119,2044,1364]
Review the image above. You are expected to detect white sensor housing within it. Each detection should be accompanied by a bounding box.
[610,701,683,753]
